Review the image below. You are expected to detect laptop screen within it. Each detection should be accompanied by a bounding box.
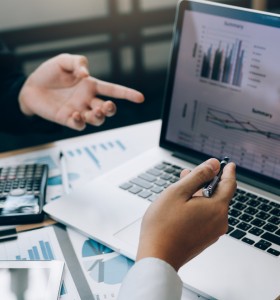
[160,0,280,194]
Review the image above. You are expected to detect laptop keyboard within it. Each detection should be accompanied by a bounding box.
[228,189,280,256]
[119,161,182,203]
[119,161,280,257]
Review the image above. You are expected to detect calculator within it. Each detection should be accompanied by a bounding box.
[0,164,48,225]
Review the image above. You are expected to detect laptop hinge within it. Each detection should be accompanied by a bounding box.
[174,152,280,197]
[172,151,204,166]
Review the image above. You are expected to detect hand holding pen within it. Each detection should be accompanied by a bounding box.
[202,157,229,198]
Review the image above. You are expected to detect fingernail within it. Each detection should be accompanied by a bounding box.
[80,66,89,76]
[95,111,103,118]
[107,106,114,112]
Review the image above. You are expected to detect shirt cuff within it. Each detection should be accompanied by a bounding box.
[118,257,183,300]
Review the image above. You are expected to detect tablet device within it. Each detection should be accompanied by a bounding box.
[0,260,64,300]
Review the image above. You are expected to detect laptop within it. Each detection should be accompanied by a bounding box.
[44,1,280,299]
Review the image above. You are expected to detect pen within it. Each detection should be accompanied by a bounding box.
[202,157,229,198]
[0,219,56,242]
[59,151,72,195]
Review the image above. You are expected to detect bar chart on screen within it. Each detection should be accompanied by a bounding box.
[0,227,80,300]
[194,24,250,89]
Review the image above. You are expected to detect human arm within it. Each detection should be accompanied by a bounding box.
[118,158,236,300]
[0,41,44,134]
[18,54,144,131]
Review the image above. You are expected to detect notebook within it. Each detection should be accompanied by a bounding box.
[44,1,280,299]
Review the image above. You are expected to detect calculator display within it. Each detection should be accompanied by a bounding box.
[0,194,40,216]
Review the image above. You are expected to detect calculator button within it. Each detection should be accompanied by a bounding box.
[10,188,26,196]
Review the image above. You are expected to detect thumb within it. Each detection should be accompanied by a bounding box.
[58,54,89,78]
[73,55,89,78]
[175,158,220,199]
[212,162,237,204]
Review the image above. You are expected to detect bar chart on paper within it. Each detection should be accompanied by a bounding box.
[0,227,80,300]
[64,139,127,171]
[60,137,142,190]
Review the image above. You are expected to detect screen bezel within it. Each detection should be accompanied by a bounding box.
[159,0,280,196]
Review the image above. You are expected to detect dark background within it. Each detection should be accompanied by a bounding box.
[0,0,279,152]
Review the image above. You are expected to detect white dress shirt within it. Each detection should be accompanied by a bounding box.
[118,257,183,300]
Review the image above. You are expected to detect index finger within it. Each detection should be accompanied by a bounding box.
[212,162,237,204]
[94,79,145,103]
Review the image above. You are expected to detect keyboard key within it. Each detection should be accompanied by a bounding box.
[270,208,280,217]
[239,214,253,222]
[154,179,167,187]
[151,186,164,194]
[236,188,246,194]
[228,217,239,226]
[237,222,251,231]
[147,168,161,176]
[267,248,280,256]
[254,240,272,250]
[138,190,153,199]
[173,171,181,177]
[270,202,280,208]
[171,164,181,169]
[261,232,280,246]
[245,192,258,199]
[128,186,142,194]
[244,207,257,215]
[130,178,153,189]
[228,209,242,218]
[275,229,280,236]
[256,211,270,220]
[164,167,176,174]
[258,203,272,212]
[268,216,280,225]
[251,218,265,227]
[249,227,264,236]
[241,237,254,245]
[256,197,269,203]
[233,202,246,210]
[155,164,167,170]
[160,174,172,180]
[246,199,260,207]
[230,229,246,240]
[139,173,156,182]
[119,183,133,190]
[235,195,249,203]
[263,223,278,233]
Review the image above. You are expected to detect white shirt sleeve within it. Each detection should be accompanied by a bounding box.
[118,257,183,300]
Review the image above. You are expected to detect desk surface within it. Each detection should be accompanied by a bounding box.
[0,120,208,300]
[0,120,162,159]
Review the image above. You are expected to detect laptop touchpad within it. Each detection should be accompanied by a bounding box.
[114,218,142,248]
